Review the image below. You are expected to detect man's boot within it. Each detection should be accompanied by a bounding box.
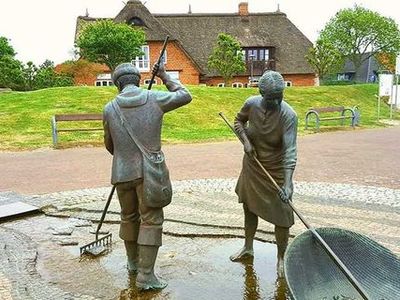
[136,245,167,290]
[123,221,140,274]
[275,225,289,278]
[125,241,138,274]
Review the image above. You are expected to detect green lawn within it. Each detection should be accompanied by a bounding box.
[0,84,397,150]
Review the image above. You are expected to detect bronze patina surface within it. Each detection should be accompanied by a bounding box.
[103,62,192,290]
[230,71,298,279]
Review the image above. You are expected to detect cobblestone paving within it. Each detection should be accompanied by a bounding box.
[0,179,398,299]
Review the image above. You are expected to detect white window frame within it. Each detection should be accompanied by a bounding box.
[285,81,292,87]
[232,82,244,88]
[95,80,113,86]
[132,45,150,72]
[217,83,225,87]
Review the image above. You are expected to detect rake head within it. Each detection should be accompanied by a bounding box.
[80,233,112,257]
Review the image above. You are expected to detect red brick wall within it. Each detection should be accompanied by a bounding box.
[283,73,316,86]
[204,76,250,87]
[204,73,316,87]
[140,41,200,85]
[68,41,200,86]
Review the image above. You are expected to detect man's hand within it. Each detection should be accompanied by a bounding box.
[152,61,167,80]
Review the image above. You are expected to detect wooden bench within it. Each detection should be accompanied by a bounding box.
[305,106,356,131]
[51,114,103,147]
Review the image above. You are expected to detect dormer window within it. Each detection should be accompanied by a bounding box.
[127,17,145,26]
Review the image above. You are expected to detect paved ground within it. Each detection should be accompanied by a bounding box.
[1,126,400,194]
[0,126,399,299]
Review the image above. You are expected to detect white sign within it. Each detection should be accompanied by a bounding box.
[388,85,400,108]
[396,55,400,75]
[379,74,393,96]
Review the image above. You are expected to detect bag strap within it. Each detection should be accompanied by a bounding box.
[111,96,160,161]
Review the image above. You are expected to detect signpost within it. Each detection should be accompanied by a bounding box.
[395,55,400,115]
[378,74,393,120]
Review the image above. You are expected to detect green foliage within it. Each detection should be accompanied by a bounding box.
[320,6,400,75]
[0,36,25,90]
[208,33,246,85]
[76,20,146,71]
[0,84,396,150]
[0,36,16,58]
[306,38,343,79]
[0,55,25,90]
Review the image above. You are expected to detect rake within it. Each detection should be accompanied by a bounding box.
[79,185,115,256]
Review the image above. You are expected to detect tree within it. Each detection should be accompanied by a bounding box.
[0,36,16,58]
[23,61,38,90]
[32,60,73,90]
[208,33,246,85]
[76,19,146,71]
[0,36,25,90]
[320,6,400,78]
[376,52,396,73]
[0,55,25,90]
[306,38,343,79]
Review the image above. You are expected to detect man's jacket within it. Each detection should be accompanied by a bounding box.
[103,77,192,184]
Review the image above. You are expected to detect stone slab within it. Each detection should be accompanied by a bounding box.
[0,202,40,221]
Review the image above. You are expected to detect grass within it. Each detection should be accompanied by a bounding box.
[0,84,397,150]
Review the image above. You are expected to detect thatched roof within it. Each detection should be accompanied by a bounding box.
[75,16,109,41]
[114,0,172,42]
[155,12,314,75]
[75,1,314,76]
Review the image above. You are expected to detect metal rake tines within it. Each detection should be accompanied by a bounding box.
[79,233,112,255]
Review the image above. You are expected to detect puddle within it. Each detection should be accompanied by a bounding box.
[5,216,290,299]
[114,238,290,299]
[84,238,289,299]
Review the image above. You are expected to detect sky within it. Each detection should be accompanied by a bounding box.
[0,0,399,65]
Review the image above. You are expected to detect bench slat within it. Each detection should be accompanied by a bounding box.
[319,116,353,121]
[55,114,103,121]
[311,106,345,113]
[58,128,103,132]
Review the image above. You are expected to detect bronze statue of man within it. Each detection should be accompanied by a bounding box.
[230,70,298,278]
[103,62,192,290]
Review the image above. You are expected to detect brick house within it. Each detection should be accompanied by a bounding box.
[75,0,316,87]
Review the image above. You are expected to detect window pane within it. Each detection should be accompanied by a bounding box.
[265,49,269,60]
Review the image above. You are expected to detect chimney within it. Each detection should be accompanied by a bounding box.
[238,2,249,16]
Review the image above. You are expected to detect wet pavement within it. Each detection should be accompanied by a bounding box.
[1,215,287,300]
[0,178,399,299]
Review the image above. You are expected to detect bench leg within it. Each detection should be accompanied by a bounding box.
[51,117,58,148]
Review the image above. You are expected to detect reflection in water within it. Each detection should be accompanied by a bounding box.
[119,274,166,300]
[241,257,261,300]
[274,277,289,300]
[240,258,290,300]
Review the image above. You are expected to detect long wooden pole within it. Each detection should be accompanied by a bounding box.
[148,35,169,90]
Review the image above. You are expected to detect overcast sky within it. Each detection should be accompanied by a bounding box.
[0,0,399,65]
